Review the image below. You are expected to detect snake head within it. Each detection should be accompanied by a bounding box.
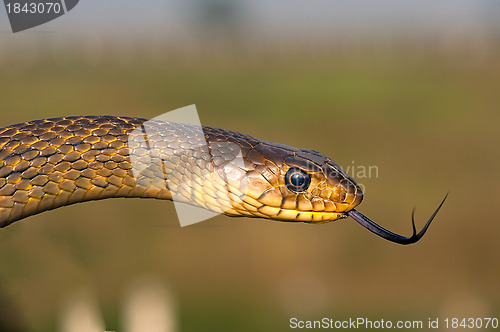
[231,142,363,223]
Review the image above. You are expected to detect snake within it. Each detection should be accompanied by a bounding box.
[0,115,446,244]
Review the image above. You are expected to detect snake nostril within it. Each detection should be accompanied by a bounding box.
[339,178,364,208]
[338,179,360,204]
[330,186,346,202]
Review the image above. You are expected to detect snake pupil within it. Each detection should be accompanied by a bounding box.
[290,173,305,186]
[285,168,311,193]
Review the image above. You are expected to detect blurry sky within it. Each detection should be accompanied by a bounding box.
[1,0,500,40]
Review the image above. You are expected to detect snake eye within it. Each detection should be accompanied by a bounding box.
[285,168,311,193]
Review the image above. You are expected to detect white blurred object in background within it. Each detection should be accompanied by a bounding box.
[122,276,177,332]
[59,277,177,332]
[59,288,105,332]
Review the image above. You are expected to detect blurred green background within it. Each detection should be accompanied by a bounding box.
[1,2,500,330]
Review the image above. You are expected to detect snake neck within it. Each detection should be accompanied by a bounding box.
[0,115,271,227]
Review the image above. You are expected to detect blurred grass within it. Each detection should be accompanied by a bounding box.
[0,49,499,331]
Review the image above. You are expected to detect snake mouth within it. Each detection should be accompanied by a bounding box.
[250,203,348,223]
[274,209,347,223]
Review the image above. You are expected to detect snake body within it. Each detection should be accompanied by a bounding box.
[0,115,445,244]
[0,116,361,228]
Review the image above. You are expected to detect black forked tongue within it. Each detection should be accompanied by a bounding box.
[347,194,448,245]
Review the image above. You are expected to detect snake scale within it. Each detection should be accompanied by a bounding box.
[0,115,446,244]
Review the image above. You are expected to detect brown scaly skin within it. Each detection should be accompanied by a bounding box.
[0,116,362,228]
